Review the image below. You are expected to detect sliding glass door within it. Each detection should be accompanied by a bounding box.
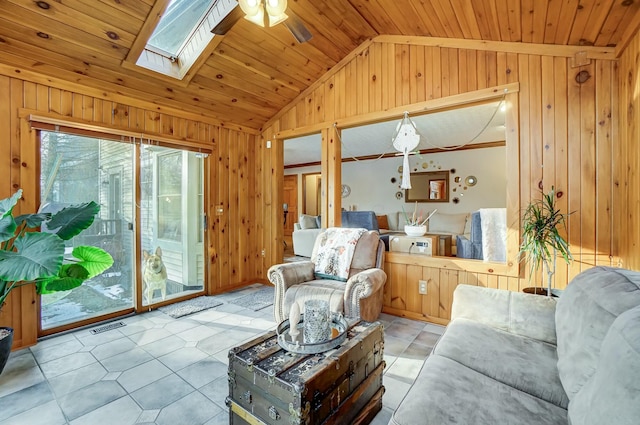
[139,145,205,307]
[39,132,206,331]
[40,132,135,330]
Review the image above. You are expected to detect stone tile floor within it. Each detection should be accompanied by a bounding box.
[0,284,444,425]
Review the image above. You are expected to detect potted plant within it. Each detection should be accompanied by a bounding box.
[402,202,437,237]
[0,189,114,374]
[518,187,572,296]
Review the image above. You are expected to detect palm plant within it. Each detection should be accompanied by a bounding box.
[0,189,114,309]
[518,187,572,296]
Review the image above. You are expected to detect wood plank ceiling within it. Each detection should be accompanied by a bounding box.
[0,0,637,131]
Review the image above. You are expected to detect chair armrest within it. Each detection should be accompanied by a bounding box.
[268,261,315,322]
[343,268,387,319]
[267,261,315,289]
[451,284,558,345]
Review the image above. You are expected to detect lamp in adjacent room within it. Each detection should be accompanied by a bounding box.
[238,0,288,27]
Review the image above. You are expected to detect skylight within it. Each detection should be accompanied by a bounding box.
[147,0,214,57]
[125,0,236,81]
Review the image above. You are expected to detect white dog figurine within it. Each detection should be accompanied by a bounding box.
[143,247,167,303]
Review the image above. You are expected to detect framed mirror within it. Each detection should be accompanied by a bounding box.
[405,170,450,202]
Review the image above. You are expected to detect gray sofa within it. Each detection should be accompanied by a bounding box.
[389,266,640,425]
[292,211,379,257]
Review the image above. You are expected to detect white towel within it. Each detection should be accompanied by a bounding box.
[479,208,507,263]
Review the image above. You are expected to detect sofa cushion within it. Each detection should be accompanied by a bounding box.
[389,354,568,425]
[556,267,640,400]
[386,212,401,231]
[299,214,319,229]
[376,214,389,230]
[428,211,469,234]
[567,305,640,425]
[341,211,379,231]
[452,284,558,345]
[434,318,569,408]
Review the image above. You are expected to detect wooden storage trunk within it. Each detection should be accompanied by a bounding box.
[226,321,385,425]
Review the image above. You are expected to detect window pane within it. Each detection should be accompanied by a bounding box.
[40,131,135,330]
[140,145,205,307]
[158,152,182,241]
[147,0,213,55]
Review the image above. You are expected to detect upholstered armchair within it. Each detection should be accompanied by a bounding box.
[268,229,387,323]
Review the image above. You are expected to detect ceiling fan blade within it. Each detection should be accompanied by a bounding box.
[211,6,244,35]
[283,10,312,43]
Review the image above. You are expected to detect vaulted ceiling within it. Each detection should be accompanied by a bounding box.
[0,0,638,132]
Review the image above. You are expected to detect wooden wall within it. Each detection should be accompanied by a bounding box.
[0,74,262,349]
[617,30,640,271]
[260,39,620,324]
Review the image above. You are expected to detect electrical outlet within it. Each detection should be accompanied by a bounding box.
[418,280,428,295]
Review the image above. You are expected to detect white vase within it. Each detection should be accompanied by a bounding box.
[404,225,427,237]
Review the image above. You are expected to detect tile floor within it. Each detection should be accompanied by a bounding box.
[0,284,444,425]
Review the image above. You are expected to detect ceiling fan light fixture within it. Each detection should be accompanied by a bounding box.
[239,0,266,26]
[238,0,261,14]
[266,0,287,13]
[267,11,288,27]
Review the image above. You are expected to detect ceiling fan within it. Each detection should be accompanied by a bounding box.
[211,0,312,43]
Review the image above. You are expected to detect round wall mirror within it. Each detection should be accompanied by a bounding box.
[465,176,477,186]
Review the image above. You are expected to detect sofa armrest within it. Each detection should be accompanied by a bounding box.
[343,268,387,319]
[451,284,558,345]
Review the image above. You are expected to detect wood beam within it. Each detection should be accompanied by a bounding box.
[284,141,506,169]
[375,35,616,60]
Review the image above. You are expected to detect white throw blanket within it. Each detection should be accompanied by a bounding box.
[480,208,507,263]
[313,227,367,281]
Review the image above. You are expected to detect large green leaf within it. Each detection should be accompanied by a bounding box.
[0,215,17,244]
[0,232,65,282]
[39,276,85,294]
[15,213,52,229]
[70,246,114,278]
[0,189,22,218]
[47,202,100,240]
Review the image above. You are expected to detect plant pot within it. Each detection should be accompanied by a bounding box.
[0,327,14,375]
[523,287,562,298]
[404,225,426,237]
[523,287,548,296]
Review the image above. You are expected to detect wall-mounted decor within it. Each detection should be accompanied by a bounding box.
[465,176,478,186]
[405,170,450,203]
[341,184,351,197]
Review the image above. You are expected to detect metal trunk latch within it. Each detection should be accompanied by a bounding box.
[269,406,280,420]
